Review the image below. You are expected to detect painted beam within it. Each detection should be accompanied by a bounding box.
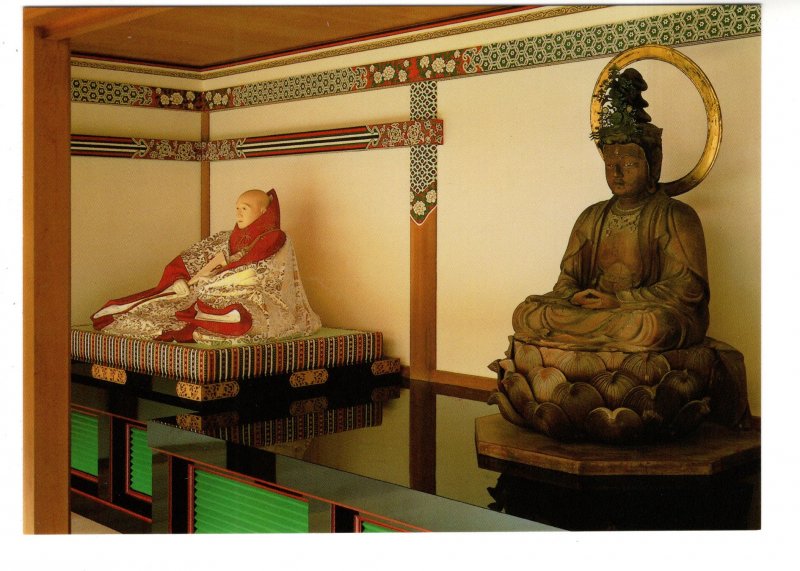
[70,120,444,160]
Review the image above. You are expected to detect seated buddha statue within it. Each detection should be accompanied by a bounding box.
[512,78,708,353]
[91,188,321,344]
[490,68,749,443]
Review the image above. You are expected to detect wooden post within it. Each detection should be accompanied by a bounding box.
[200,110,211,238]
[408,83,439,492]
[22,24,72,534]
[409,210,437,380]
[408,82,438,381]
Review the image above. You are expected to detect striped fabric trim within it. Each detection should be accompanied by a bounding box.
[176,402,384,446]
[236,126,375,158]
[71,135,204,160]
[71,327,384,384]
[71,120,443,160]
[71,135,147,158]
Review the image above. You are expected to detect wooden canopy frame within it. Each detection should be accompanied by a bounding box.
[22,6,165,535]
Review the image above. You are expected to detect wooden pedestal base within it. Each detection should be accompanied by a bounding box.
[476,413,760,476]
[475,414,761,530]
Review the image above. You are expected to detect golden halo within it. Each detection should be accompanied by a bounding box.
[590,45,722,197]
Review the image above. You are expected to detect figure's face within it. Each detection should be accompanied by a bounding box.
[602,144,651,200]
[235,192,267,229]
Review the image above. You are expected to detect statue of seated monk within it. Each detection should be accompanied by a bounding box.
[491,68,749,442]
[91,188,321,344]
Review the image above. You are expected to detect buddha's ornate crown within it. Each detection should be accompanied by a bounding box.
[591,66,663,181]
[590,67,660,145]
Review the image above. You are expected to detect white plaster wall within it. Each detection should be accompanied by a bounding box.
[71,97,202,325]
[72,101,200,140]
[209,150,411,363]
[436,61,602,374]
[209,87,409,138]
[209,87,412,363]
[71,158,201,324]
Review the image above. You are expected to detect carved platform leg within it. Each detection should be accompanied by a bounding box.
[176,380,240,401]
[371,358,401,376]
[90,364,127,385]
[289,368,329,388]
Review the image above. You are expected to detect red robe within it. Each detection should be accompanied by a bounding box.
[92,189,288,341]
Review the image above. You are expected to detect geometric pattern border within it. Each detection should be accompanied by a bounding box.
[410,81,437,121]
[71,5,761,111]
[71,120,443,160]
[409,82,438,225]
[410,146,437,225]
[70,81,231,111]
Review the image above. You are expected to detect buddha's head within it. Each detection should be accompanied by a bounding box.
[601,130,661,197]
[602,141,659,199]
[235,189,271,229]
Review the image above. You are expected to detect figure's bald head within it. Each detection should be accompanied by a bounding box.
[239,189,270,209]
[235,189,271,229]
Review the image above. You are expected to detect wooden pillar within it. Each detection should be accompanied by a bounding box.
[409,210,437,380]
[408,82,439,492]
[22,24,72,534]
[200,110,211,238]
[408,81,438,381]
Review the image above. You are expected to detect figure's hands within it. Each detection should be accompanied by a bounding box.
[172,279,190,297]
[188,251,227,285]
[570,289,620,309]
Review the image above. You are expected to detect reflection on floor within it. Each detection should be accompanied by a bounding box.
[70,512,119,534]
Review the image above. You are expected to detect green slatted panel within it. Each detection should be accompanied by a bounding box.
[70,410,99,477]
[129,426,152,496]
[193,470,309,533]
[361,521,398,533]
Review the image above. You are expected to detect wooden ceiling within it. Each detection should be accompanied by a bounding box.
[26,5,521,71]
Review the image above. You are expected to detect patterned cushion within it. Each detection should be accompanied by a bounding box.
[71,325,383,384]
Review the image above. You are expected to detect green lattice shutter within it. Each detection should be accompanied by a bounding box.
[193,469,309,533]
[361,521,399,533]
[70,410,99,477]
[129,426,152,496]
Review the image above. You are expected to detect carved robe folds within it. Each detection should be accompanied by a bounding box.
[512,190,709,353]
